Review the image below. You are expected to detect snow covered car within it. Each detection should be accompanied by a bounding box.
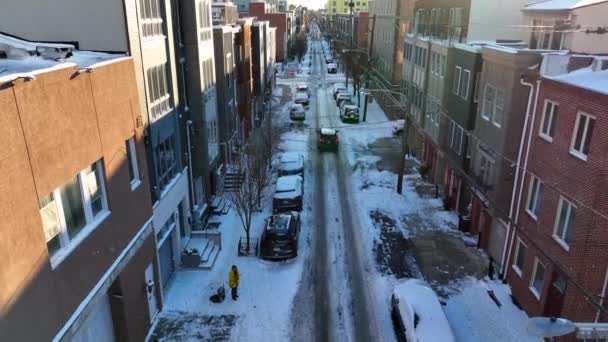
[296,83,310,95]
[318,128,339,151]
[273,175,304,212]
[340,104,359,123]
[332,83,347,99]
[327,63,338,73]
[391,279,456,342]
[294,91,310,106]
[335,92,351,107]
[259,212,301,260]
[278,152,305,178]
[289,104,306,121]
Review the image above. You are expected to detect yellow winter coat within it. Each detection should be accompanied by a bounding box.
[228,270,240,288]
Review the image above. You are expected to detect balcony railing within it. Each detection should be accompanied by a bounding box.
[412,24,466,44]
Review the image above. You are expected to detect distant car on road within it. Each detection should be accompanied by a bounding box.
[318,128,339,151]
[294,91,310,106]
[332,83,347,99]
[327,63,338,73]
[259,212,301,260]
[340,104,359,123]
[278,152,304,178]
[296,83,310,95]
[335,92,351,107]
[289,103,306,121]
[391,279,456,342]
[273,175,303,212]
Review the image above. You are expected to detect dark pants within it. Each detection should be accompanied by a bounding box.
[231,287,238,300]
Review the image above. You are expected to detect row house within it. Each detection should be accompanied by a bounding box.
[332,11,368,51]
[401,0,470,186]
[0,40,157,341]
[213,25,240,167]
[0,0,203,316]
[235,18,256,140]
[505,54,608,331]
[212,1,239,26]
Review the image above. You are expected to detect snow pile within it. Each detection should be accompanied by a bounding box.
[444,278,541,342]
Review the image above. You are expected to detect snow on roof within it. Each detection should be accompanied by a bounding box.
[321,128,337,135]
[276,175,302,191]
[0,34,127,83]
[393,279,456,342]
[523,0,608,10]
[541,54,608,94]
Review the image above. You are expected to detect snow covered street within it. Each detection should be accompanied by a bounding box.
[148,37,541,342]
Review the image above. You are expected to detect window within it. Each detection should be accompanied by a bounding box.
[530,258,546,299]
[147,64,171,119]
[139,0,164,38]
[553,196,576,248]
[198,0,212,41]
[539,100,558,141]
[478,151,493,186]
[493,89,504,127]
[460,69,470,100]
[440,55,445,77]
[453,66,461,95]
[482,84,494,120]
[448,121,464,155]
[570,112,595,160]
[530,18,563,50]
[126,137,141,189]
[38,160,109,263]
[473,72,481,102]
[155,134,178,192]
[526,175,543,219]
[513,238,526,276]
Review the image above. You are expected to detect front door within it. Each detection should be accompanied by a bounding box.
[145,263,158,321]
[543,271,566,317]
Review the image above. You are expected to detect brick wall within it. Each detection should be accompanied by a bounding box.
[507,77,608,326]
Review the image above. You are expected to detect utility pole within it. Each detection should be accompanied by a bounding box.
[397,20,417,194]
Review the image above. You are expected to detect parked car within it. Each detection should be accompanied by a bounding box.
[273,175,303,212]
[327,63,338,73]
[259,212,301,260]
[335,92,351,107]
[289,103,306,121]
[318,128,339,151]
[332,83,347,99]
[340,104,359,123]
[296,83,310,95]
[278,152,304,178]
[325,57,334,64]
[391,279,456,342]
[294,91,310,106]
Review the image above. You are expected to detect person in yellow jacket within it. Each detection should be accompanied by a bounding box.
[228,265,240,301]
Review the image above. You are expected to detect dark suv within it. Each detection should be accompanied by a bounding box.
[259,212,301,260]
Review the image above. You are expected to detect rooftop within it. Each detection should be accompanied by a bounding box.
[541,54,608,94]
[0,33,126,83]
[523,0,608,11]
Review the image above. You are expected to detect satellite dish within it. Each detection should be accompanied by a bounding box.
[527,317,576,337]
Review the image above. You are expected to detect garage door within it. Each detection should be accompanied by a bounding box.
[71,293,115,342]
[158,232,175,289]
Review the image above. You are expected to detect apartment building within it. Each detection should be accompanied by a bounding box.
[369,0,413,89]
[212,1,239,25]
[0,39,156,341]
[505,54,608,326]
[328,0,369,15]
[235,18,255,140]
[248,2,289,61]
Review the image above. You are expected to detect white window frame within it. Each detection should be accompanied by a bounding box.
[529,257,546,300]
[139,0,164,39]
[127,137,141,190]
[512,237,526,277]
[147,64,172,120]
[493,89,504,128]
[539,99,558,142]
[552,196,576,251]
[481,84,494,121]
[478,148,494,186]
[453,66,461,95]
[473,72,481,103]
[525,174,543,220]
[461,69,470,100]
[569,111,595,161]
[40,160,110,268]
